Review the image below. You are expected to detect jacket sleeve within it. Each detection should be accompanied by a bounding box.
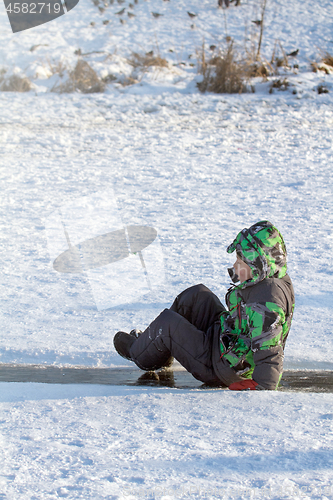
[252,346,283,390]
[245,302,286,390]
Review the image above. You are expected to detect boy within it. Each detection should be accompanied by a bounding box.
[114,221,295,390]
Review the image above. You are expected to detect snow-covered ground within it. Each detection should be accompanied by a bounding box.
[1,385,333,499]
[0,90,332,369]
[0,0,333,498]
[0,0,332,95]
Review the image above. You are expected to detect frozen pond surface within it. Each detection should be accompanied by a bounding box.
[1,365,333,392]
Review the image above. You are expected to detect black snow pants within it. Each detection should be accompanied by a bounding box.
[129,284,236,385]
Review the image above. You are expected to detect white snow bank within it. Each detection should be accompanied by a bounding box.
[1,384,333,499]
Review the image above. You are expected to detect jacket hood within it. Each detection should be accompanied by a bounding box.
[226,220,288,287]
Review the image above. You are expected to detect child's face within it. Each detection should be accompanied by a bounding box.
[233,255,253,282]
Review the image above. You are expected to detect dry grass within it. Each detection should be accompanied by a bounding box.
[243,37,292,80]
[322,52,333,67]
[246,61,270,78]
[196,38,290,94]
[196,34,300,95]
[0,74,32,92]
[197,32,300,94]
[197,43,247,94]
[243,40,273,78]
[312,51,333,75]
[128,52,168,70]
[102,73,117,83]
[245,39,293,79]
[48,59,67,78]
[119,51,169,87]
[49,52,166,92]
[270,40,289,71]
[52,59,105,93]
[121,76,139,86]
[71,59,105,93]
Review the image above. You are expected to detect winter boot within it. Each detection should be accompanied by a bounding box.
[113,329,142,360]
[113,332,133,360]
[130,328,173,369]
[114,329,174,368]
[131,327,174,369]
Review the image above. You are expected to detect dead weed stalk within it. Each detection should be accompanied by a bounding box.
[196,37,295,94]
[312,51,333,74]
[322,52,333,67]
[197,42,247,94]
[128,52,168,70]
[47,58,67,78]
[0,74,32,92]
[52,59,105,93]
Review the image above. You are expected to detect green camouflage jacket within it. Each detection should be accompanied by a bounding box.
[220,221,295,390]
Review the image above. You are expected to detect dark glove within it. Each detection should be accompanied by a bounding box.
[229,379,260,391]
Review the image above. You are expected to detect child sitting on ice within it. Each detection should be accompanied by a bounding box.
[114,220,295,391]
